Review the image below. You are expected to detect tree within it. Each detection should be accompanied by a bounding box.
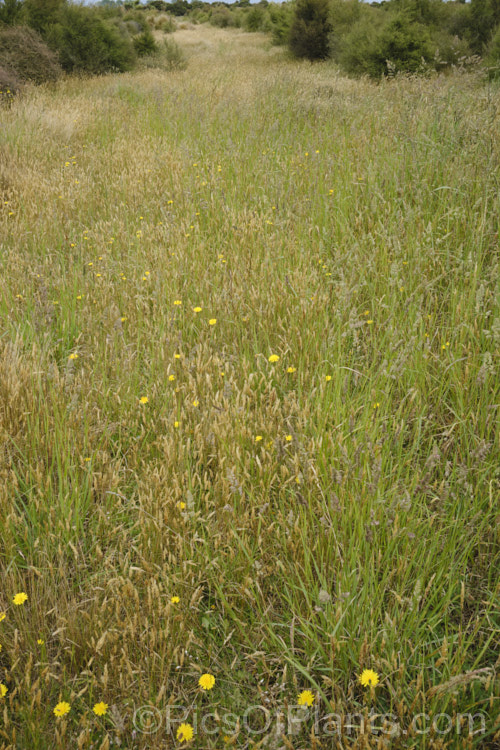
[289,0,332,60]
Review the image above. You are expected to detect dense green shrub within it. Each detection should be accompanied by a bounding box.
[328,0,364,60]
[289,0,332,60]
[338,12,387,77]
[267,3,292,45]
[244,6,265,31]
[210,6,234,28]
[339,10,435,77]
[378,12,434,72]
[484,23,500,76]
[0,25,62,83]
[133,26,158,56]
[468,0,500,52]
[21,0,65,35]
[0,0,23,25]
[47,4,136,74]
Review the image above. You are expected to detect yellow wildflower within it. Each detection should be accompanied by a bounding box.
[359,669,380,688]
[53,702,71,717]
[177,723,194,743]
[198,673,215,691]
[297,690,314,707]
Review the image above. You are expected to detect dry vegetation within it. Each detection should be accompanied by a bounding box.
[0,25,499,750]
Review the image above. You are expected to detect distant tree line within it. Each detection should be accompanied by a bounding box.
[1,0,499,96]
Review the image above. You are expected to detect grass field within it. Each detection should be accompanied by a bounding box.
[0,25,499,750]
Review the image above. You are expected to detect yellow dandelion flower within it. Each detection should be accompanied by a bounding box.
[13,592,27,606]
[169,375,176,382]
[198,673,215,691]
[139,396,149,404]
[174,300,182,306]
[53,702,71,717]
[174,353,181,359]
[174,421,180,428]
[93,702,108,716]
[193,307,202,313]
[287,367,296,373]
[192,400,199,407]
[209,319,217,326]
[0,684,7,698]
[367,320,374,325]
[176,723,194,743]
[297,690,314,706]
[325,375,332,382]
[68,353,78,360]
[76,295,82,300]
[359,669,380,688]
[285,435,292,442]
[176,501,186,510]
[0,613,6,622]
[255,436,263,442]
[268,354,279,363]
[171,595,180,604]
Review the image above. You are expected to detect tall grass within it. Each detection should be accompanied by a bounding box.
[0,26,498,750]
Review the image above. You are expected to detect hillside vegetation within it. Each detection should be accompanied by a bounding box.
[0,24,499,750]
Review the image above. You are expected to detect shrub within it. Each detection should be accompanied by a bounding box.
[153,14,176,32]
[289,0,332,60]
[210,6,233,28]
[329,0,364,61]
[484,24,500,78]
[339,10,435,78]
[47,4,136,74]
[21,0,65,36]
[0,25,62,84]
[338,13,387,77]
[468,0,500,53]
[0,0,23,26]
[133,27,158,56]
[268,3,293,45]
[244,6,265,31]
[378,12,434,73]
[139,37,187,70]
